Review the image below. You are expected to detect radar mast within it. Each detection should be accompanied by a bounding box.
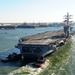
[63,12,73,37]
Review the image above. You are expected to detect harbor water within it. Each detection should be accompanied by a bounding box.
[0,26,75,75]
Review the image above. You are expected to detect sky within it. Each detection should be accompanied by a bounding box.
[0,0,75,23]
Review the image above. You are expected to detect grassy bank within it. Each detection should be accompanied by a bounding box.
[39,41,72,75]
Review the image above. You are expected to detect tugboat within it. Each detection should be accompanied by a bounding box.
[35,56,46,67]
[1,52,21,62]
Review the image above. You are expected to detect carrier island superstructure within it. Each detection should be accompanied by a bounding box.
[15,13,74,60]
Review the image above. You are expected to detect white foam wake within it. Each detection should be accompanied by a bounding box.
[8,59,49,75]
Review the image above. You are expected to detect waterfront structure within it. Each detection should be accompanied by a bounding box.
[0,25,16,29]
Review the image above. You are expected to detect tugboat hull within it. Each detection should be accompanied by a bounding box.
[1,54,21,62]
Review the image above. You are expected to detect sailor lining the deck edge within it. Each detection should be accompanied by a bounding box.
[19,38,22,43]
